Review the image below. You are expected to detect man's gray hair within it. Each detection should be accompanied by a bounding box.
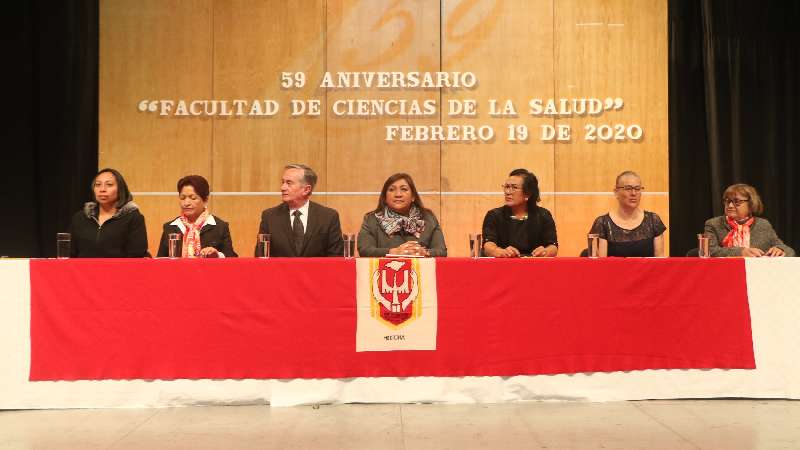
[285,164,318,190]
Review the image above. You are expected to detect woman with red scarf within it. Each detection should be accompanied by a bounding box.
[703,184,794,257]
[156,175,237,258]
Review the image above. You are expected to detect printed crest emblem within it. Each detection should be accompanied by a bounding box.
[370,258,422,328]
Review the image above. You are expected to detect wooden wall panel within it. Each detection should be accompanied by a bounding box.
[99,0,668,258]
[99,0,213,191]
[212,0,326,193]
[441,0,555,191]
[553,0,668,191]
[325,0,441,194]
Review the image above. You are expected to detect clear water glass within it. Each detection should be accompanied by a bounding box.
[698,234,710,258]
[56,233,71,259]
[469,232,483,258]
[257,233,271,259]
[587,234,600,258]
[168,233,182,258]
[343,233,356,258]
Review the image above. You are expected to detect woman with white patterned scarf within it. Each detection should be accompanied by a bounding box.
[156,175,238,258]
[357,173,447,257]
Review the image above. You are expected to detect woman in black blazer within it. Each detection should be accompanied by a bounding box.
[69,168,149,258]
[156,175,237,258]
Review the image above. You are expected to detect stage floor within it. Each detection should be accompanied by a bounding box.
[1,400,798,449]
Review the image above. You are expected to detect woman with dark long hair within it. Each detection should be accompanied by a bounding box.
[482,168,558,257]
[357,173,447,257]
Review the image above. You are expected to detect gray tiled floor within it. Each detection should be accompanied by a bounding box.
[1,400,799,449]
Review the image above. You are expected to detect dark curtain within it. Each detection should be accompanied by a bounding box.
[669,0,800,256]
[1,1,98,257]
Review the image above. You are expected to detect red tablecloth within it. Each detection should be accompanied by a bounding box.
[29,258,755,381]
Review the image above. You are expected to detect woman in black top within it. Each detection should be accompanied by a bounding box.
[482,169,558,257]
[588,171,666,257]
[156,175,237,258]
[69,168,149,257]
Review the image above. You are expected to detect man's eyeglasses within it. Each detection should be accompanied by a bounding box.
[724,198,748,207]
[616,185,644,193]
[501,184,522,192]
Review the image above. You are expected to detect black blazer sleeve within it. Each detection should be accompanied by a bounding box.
[156,224,171,257]
[424,212,447,257]
[482,209,501,246]
[357,213,390,257]
[68,212,81,257]
[126,211,150,257]
[214,221,237,257]
[325,209,344,257]
[538,208,558,247]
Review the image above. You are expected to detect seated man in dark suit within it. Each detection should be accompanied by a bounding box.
[255,164,344,257]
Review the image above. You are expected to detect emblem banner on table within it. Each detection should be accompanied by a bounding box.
[28,258,755,381]
[356,258,438,352]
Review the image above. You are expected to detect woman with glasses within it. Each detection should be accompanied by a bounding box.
[704,183,794,257]
[481,168,558,257]
[588,171,666,257]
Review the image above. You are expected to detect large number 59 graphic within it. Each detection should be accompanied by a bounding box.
[336,0,502,69]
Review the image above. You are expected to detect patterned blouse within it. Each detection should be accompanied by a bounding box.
[589,211,666,257]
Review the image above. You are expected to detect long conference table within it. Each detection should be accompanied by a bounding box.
[1,257,798,409]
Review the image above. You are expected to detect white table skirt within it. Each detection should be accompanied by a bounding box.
[2,258,798,409]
